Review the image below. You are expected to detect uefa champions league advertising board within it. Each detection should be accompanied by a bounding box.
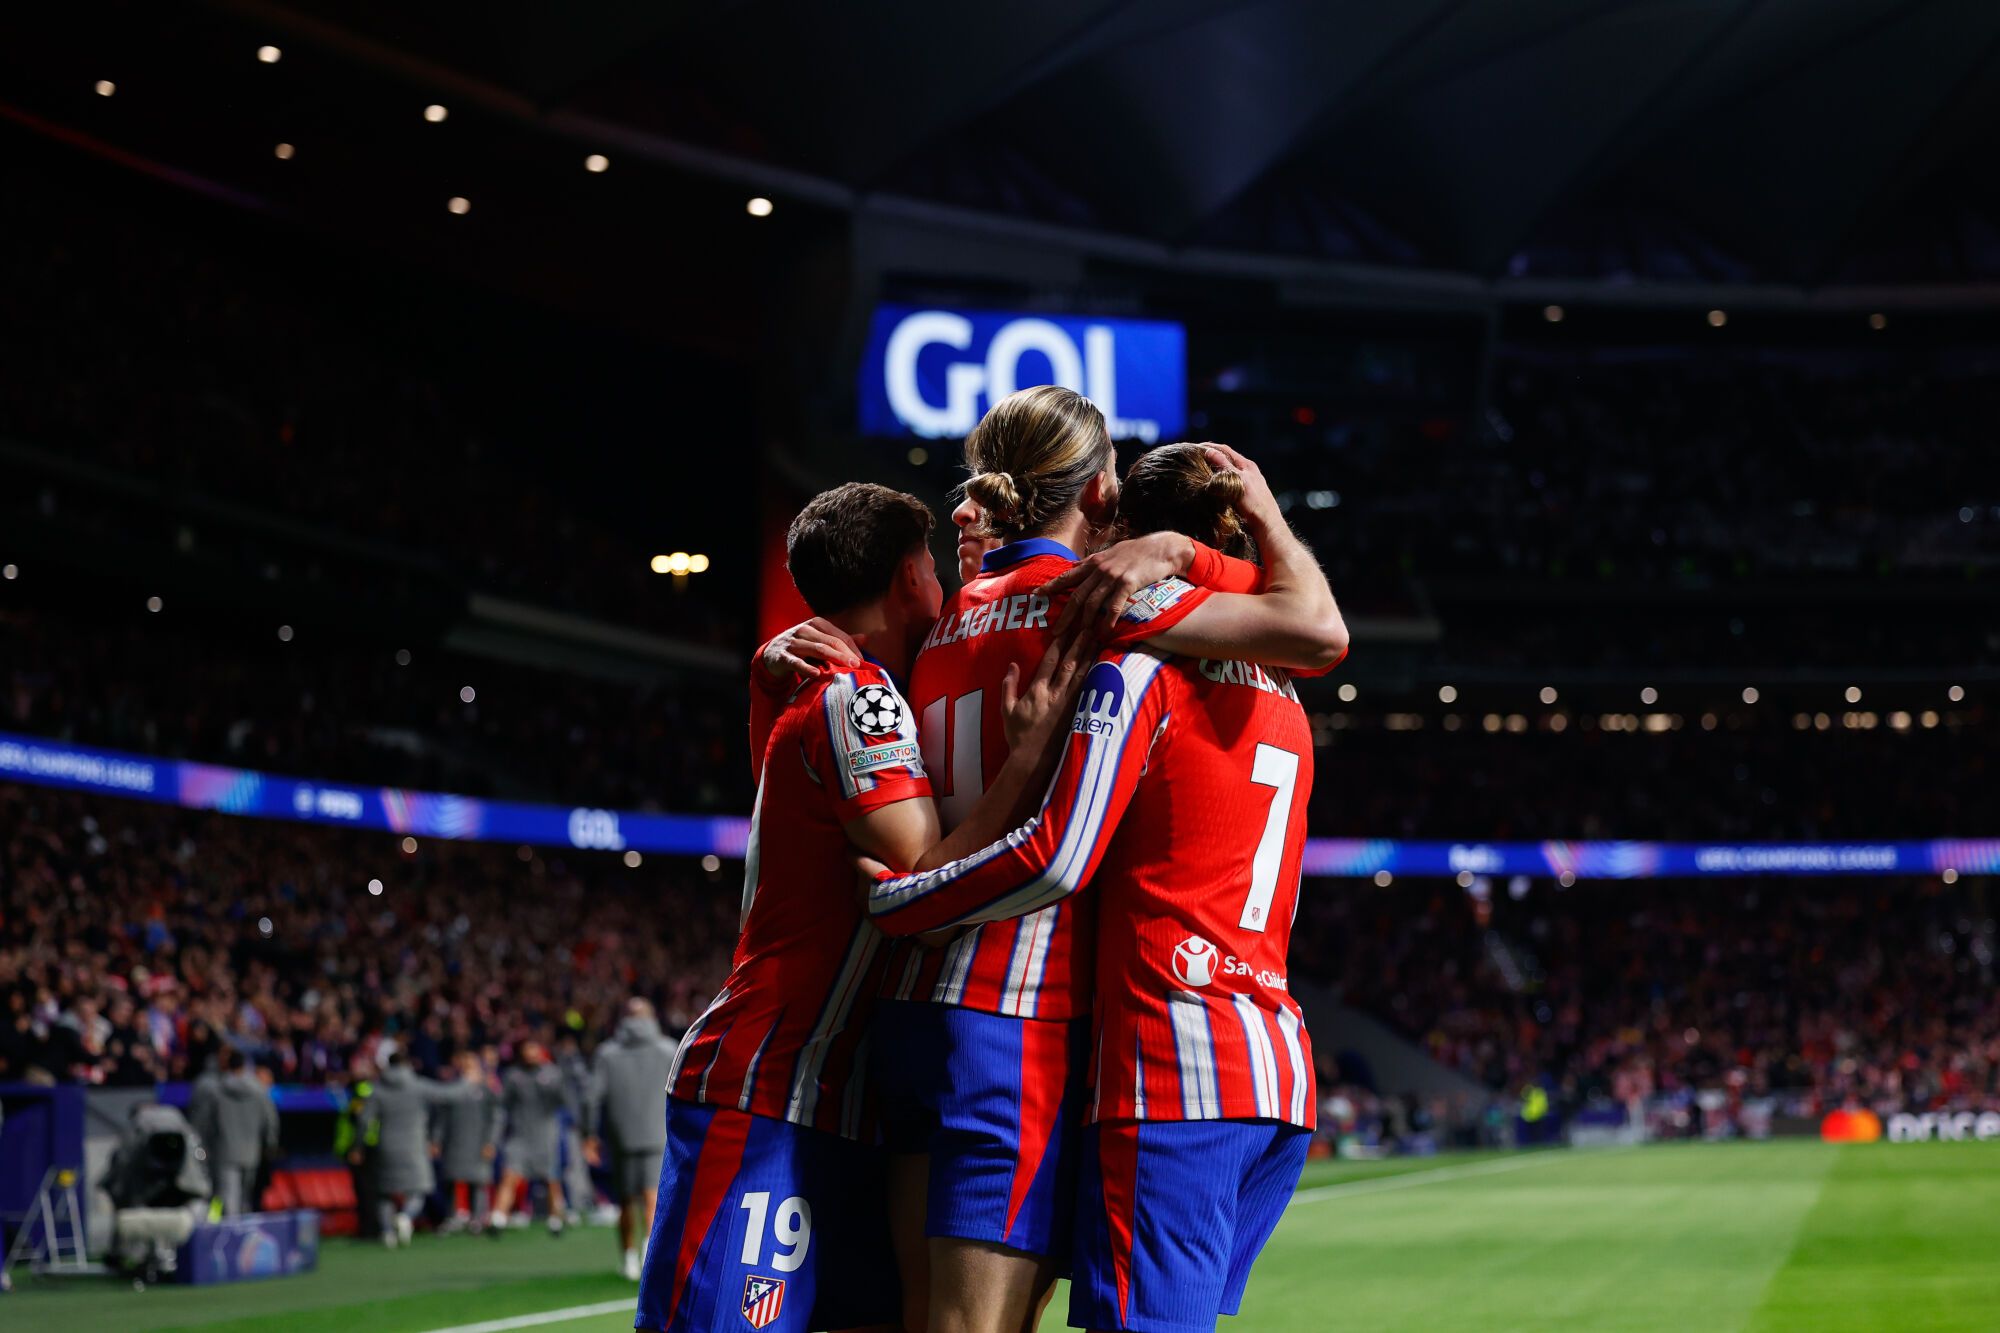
[859,304,1186,442]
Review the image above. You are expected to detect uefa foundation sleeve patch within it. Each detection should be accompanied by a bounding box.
[1117,576,1197,625]
[849,739,923,777]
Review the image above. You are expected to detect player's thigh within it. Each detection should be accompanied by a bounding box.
[888,1152,932,1333]
[927,1235,1054,1333]
[1068,1120,1256,1333]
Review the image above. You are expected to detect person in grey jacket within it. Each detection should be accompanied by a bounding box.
[363,1048,454,1247]
[431,1049,500,1232]
[187,1047,278,1216]
[490,1041,573,1235]
[585,998,678,1280]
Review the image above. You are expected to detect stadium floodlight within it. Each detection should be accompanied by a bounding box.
[1845,686,1862,703]
[395,649,411,665]
[1539,686,1558,705]
[424,104,448,123]
[702,854,721,872]
[95,80,115,96]
[447,196,471,215]
[624,850,643,868]
[367,879,384,896]
[1869,312,1887,330]
[1943,868,1960,884]
[1948,685,1965,702]
[401,836,418,854]
[1374,870,1392,886]
[1437,684,1457,703]
[1,564,15,580]
[1741,687,1759,704]
[1542,305,1563,323]
[746,196,774,217]
[1707,309,1728,327]
[1337,683,1357,703]
[146,596,162,613]
[257,45,282,63]
[688,554,710,573]
[1640,686,1658,705]
[585,154,609,172]
[277,624,294,642]
[274,142,295,159]
[459,685,476,703]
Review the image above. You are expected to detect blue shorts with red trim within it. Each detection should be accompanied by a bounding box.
[1070,1118,1309,1333]
[635,1098,897,1332]
[869,1000,1085,1258]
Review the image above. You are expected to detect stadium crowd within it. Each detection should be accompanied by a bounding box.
[0,785,735,1089]
[9,779,1993,1134]
[1297,876,2000,1119]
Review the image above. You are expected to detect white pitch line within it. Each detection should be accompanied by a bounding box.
[1288,1146,1617,1206]
[416,1298,635,1333]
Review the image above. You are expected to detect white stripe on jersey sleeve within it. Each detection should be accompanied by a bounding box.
[737,1015,779,1112]
[666,986,730,1091]
[1168,990,1222,1121]
[739,779,766,929]
[1275,1005,1310,1126]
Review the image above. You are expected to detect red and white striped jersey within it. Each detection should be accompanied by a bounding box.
[880,538,1221,1021]
[869,647,1317,1128]
[671,662,928,1139]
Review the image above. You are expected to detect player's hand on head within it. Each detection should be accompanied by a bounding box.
[760,616,863,681]
[1042,530,1194,633]
[1201,442,1282,530]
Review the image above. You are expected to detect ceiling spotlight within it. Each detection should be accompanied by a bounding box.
[1868,312,1887,330]
[907,446,929,466]
[1539,686,1558,705]
[1707,309,1728,328]
[1943,868,1959,885]
[1374,870,1393,887]
[367,879,384,896]
[585,153,609,173]
[1338,683,1357,703]
[650,554,671,574]
[623,850,643,868]
[1542,305,1563,323]
[1844,685,1862,704]
[257,45,282,64]
[446,196,470,215]
[1741,687,1759,704]
[95,79,116,97]
[274,142,295,159]
[424,104,448,123]
[459,685,476,703]
[746,196,774,217]
[1948,685,1965,703]
[277,624,294,642]
[146,595,163,613]
[1,564,15,580]
[1438,685,1457,704]
[701,854,721,873]
[688,553,710,573]
[401,836,419,854]
[1640,687,1658,706]
[395,648,411,666]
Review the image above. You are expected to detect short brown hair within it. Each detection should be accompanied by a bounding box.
[1116,443,1258,562]
[786,482,935,615]
[962,386,1113,541]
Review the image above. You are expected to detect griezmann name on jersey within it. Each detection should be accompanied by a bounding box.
[670,663,929,1139]
[871,647,1316,1129]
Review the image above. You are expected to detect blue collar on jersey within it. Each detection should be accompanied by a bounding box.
[980,537,1078,573]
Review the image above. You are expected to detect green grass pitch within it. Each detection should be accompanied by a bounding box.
[10,1141,1999,1331]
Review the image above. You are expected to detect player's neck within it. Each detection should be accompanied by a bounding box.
[1022,510,1093,557]
[831,602,913,679]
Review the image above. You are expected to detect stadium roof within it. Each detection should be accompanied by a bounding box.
[244,0,2000,292]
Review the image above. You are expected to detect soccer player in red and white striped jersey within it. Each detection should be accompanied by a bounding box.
[868,443,1328,1333]
[639,483,1079,1333]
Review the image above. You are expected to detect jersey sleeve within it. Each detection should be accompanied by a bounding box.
[867,652,1172,935]
[1103,576,1211,647]
[1188,542,1265,594]
[804,671,932,819]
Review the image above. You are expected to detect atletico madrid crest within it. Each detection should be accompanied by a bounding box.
[742,1274,786,1329]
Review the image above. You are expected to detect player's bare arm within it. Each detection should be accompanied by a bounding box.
[1044,445,1348,670]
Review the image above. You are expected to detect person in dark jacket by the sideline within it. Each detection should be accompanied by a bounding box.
[586,999,679,1280]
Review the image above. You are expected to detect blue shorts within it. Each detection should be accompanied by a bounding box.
[870,1000,1085,1258]
[1070,1119,1309,1333]
[635,1099,897,1332]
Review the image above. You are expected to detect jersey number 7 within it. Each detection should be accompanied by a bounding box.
[1239,743,1302,932]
